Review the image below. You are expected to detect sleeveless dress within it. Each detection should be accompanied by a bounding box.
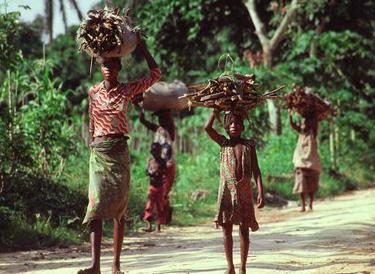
[292,128,321,194]
[215,139,259,231]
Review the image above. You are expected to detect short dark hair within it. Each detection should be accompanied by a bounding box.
[151,142,162,149]
[224,112,244,130]
[153,109,171,117]
[96,57,121,67]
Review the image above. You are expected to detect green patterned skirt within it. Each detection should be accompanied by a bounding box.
[83,137,130,225]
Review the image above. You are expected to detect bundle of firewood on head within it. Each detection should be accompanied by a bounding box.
[76,8,138,58]
[284,84,336,120]
[179,73,284,113]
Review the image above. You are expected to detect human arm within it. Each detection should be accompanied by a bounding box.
[125,37,161,98]
[251,145,265,208]
[139,110,158,132]
[204,109,226,146]
[145,159,151,176]
[137,36,158,70]
[289,110,302,133]
[312,112,319,138]
[88,89,95,145]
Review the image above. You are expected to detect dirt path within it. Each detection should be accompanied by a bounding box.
[1,188,375,274]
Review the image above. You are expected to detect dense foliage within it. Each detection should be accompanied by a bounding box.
[0,0,374,250]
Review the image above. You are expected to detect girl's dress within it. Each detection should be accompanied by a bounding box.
[144,158,166,225]
[215,139,259,231]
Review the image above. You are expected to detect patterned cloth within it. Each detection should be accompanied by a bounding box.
[83,137,130,225]
[89,68,161,138]
[154,126,176,162]
[215,139,259,231]
[293,167,320,194]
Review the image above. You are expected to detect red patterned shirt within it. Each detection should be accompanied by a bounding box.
[89,68,161,138]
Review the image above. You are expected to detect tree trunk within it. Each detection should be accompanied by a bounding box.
[329,121,337,170]
[263,48,282,135]
[246,0,300,135]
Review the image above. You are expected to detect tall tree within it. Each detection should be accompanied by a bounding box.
[245,0,300,135]
[44,0,83,43]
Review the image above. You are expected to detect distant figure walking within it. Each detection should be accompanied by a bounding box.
[289,110,321,212]
[143,142,167,232]
[140,109,176,224]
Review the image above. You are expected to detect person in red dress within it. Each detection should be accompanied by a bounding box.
[143,142,167,232]
[139,110,176,224]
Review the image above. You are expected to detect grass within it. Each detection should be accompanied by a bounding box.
[0,206,80,252]
[2,124,375,251]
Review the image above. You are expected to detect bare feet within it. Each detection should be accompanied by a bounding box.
[143,221,152,232]
[224,266,236,274]
[112,263,123,274]
[299,207,306,212]
[142,227,153,232]
[239,268,246,274]
[77,267,100,274]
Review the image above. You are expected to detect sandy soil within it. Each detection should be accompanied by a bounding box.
[1,188,375,274]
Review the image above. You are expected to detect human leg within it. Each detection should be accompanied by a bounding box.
[77,220,102,274]
[163,162,176,224]
[155,188,164,232]
[143,186,156,232]
[112,217,125,274]
[222,223,235,274]
[300,193,306,212]
[308,192,314,210]
[239,225,249,274]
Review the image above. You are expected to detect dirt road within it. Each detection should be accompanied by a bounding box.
[1,188,375,274]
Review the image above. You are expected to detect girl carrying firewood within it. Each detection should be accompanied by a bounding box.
[204,109,264,274]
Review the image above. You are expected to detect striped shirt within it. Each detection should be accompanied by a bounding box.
[89,68,161,138]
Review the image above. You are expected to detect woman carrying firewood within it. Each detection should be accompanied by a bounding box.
[205,109,264,274]
[289,110,321,212]
[139,109,176,224]
[78,35,161,274]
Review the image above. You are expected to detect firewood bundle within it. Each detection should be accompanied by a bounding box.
[76,9,138,58]
[180,73,284,112]
[284,85,335,120]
